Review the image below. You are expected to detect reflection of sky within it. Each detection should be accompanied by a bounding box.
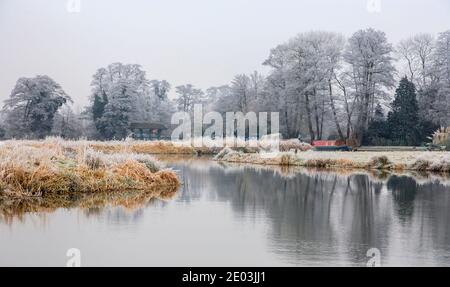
[1,158,450,266]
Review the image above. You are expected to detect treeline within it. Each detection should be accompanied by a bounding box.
[1,28,449,145]
[0,64,175,140]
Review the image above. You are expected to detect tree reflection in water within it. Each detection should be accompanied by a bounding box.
[168,157,450,266]
[2,156,450,266]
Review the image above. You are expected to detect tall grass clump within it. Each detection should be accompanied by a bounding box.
[214,147,235,160]
[410,154,450,172]
[431,126,450,145]
[368,156,393,169]
[0,139,180,197]
[280,153,295,165]
[410,158,431,171]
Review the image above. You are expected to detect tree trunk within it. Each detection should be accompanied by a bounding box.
[328,79,345,140]
[304,91,315,142]
[355,67,373,145]
[284,100,290,138]
[313,88,321,140]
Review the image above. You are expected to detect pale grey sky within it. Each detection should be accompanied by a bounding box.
[0,0,449,109]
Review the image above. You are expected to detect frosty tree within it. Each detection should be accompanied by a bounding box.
[89,63,173,139]
[3,75,72,138]
[175,84,204,113]
[343,28,396,144]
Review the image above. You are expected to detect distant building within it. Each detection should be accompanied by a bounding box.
[129,122,167,140]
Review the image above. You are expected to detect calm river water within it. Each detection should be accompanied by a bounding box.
[1,156,450,266]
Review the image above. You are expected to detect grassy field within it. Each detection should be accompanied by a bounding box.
[3,136,449,199]
[214,148,450,172]
[11,137,312,155]
[0,138,180,198]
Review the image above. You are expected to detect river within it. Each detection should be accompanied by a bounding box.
[1,156,450,266]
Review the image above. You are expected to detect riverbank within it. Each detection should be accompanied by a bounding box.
[214,148,450,172]
[3,137,312,155]
[157,154,450,185]
[0,138,180,197]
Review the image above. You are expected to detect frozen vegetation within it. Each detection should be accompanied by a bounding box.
[214,148,450,172]
[0,30,449,149]
[0,138,180,198]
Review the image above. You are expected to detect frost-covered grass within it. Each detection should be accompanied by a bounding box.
[174,137,312,154]
[37,137,312,155]
[0,138,180,197]
[214,148,450,172]
[1,137,310,156]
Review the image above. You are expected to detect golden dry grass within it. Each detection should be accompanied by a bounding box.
[24,138,196,155]
[13,137,312,156]
[20,137,311,156]
[0,138,180,197]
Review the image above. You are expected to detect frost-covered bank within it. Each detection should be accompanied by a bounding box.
[214,148,450,172]
[59,137,311,155]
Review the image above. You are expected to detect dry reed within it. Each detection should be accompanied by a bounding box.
[0,138,180,197]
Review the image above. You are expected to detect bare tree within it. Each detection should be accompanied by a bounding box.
[175,84,203,112]
[344,28,396,144]
[397,34,434,89]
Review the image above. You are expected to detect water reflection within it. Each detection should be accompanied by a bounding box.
[0,186,178,224]
[1,156,450,266]
[166,157,450,266]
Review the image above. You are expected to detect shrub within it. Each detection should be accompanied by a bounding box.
[410,158,431,171]
[214,147,234,160]
[368,156,392,169]
[280,153,294,165]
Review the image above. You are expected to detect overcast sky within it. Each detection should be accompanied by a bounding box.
[1,0,449,109]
